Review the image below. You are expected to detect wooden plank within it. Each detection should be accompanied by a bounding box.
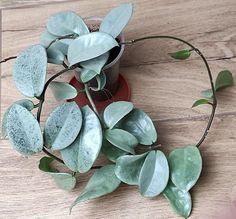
[0,115,235,218]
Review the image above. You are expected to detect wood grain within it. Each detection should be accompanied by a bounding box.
[1,0,236,218]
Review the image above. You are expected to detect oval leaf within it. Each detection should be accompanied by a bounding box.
[70,164,121,212]
[163,182,192,218]
[139,150,169,197]
[169,145,202,191]
[6,104,43,155]
[115,153,148,185]
[192,99,210,108]
[215,70,234,91]
[47,11,89,36]
[80,68,98,83]
[103,101,134,129]
[68,32,119,66]
[100,3,133,38]
[47,47,65,64]
[61,105,102,173]
[39,157,76,191]
[105,129,138,154]
[80,52,109,74]
[1,99,34,138]
[44,102,82,150]
[120,108,157,145]
[49,81,77,101]
[169,50,191,60]
[13,44,47,97]
[101,139,128,163]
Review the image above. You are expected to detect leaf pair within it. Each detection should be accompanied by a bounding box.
[101,101,157,162]
[39,157,76,191]
[193,70,234,107]
[163,145,202,218]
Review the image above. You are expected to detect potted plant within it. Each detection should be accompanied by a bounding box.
[1,3,234,218]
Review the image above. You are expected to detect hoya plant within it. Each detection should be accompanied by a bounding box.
[1,3,234,218]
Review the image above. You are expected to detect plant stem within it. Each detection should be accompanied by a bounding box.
[46,34,76,49]
[121,36,217,148]
[0,56,17,64]
[84,83,99,116]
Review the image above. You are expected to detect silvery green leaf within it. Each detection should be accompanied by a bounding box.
[80,52,109,74]
[39,157,76,191]
[68,32,119,66]
[47,11,89,36]
[80,68,98,83]
[44,102,82,150]
[6,104,43,155]
[61,106,102,173]
[103,101,134,129]
[168,145,202,191]
[49,81,77,101]
[70,164,120,212]
[115,153,148,185]
[119,108,157,145]
[215,70,234,91]
[101,139,128,163]
[40,31,72,55]
[163,181,192,219]
[1,99,34,138]
[13,44,47,97]
[47,47,65,64]
[139,150,169,197]
[100,3,133,38]
[105,129,138,154]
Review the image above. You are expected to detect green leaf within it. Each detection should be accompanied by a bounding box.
[1,99,34,138]
[119,109,157,145]
[49,81,77,101]
[47,47,65,64]
[201,89,213,99]
[169,50,191,60]
[47,11,89,36]
[93,72,107,91]
[70,164,121,212]
[139,150,169,197]
[61,106,102,173]
[80,68,98,83]
[215,70,234,91]
[80,52,109,74]
[103,101,134,129]
[115,153,148,185]
[39,157,76,191]
[68,32,119,66]
[40,31,72,55]
[163,181,192,218]
[100,3,133,38]
[13,44,47,97]
[192,99,210,108]
[44,102,82,150]
[6,104,43,155]
[168,145,202,191]
[101,139,128,163]
[105,129,138,154]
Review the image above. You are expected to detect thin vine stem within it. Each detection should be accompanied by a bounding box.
[0,56,17,64]
[121,36,217,148]
[84,83,99,116]
[46,34,76,49]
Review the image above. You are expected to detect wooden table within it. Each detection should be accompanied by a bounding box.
[1,0,236,218]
